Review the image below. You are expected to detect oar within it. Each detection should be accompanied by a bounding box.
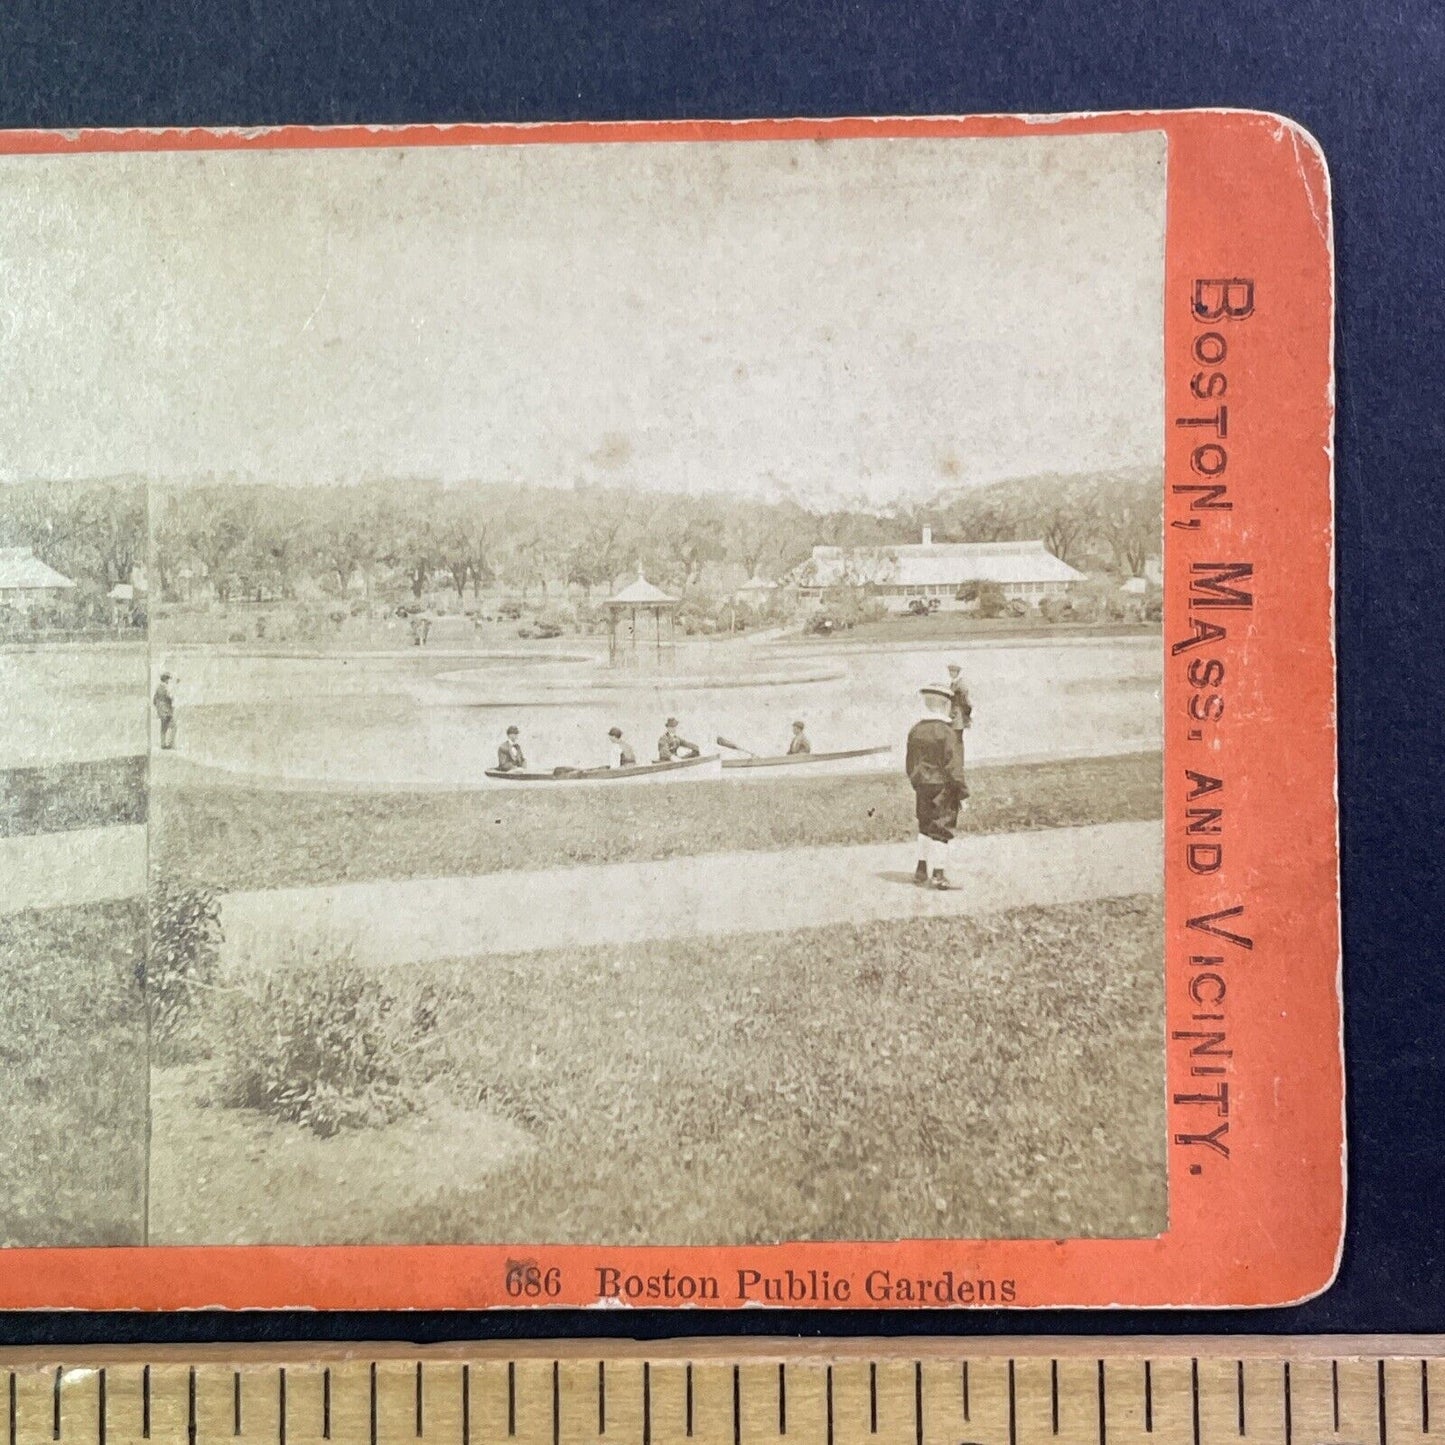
[716,734,759,758]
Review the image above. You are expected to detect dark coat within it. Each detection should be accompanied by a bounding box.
[496,740,526,770]
[657,731,699,762]
[949,678,973,732]
[906,716,968,841]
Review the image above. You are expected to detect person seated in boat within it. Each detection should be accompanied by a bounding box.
[657,716,700,762]
[495,725,526,772]
[608,726,637,768]
[787,720,811,755]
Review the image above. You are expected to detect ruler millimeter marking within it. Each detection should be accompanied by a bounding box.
[4,1342,1443,1445]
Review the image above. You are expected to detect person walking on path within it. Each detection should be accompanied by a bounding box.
[906,682,969,890]
[153,672,178,750]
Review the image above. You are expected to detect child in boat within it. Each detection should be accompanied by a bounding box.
[787,720,811,755]
[608,727,637,768]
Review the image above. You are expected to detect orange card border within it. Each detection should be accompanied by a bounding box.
[0,109,1341,1310]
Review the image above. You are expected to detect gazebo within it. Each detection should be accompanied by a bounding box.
[604,570,679,667]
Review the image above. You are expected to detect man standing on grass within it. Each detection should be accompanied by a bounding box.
[153,671,178,751]
[947,661,972,795]
[947,662,972,740]
[906,682,969,890]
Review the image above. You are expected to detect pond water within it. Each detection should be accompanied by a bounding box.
[1,646,148,767]
[162,635,1162,788]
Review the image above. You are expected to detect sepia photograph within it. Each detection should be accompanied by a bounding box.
[0,478,150,1246]
[1,130,1167,1249]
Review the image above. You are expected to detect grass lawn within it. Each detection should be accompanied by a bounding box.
[0,756,147,837]
[152,610,600,653]
[788,615,1159,647]
[153,893,1163,1245]
[0,901,148,1246]
[154,749,1161,892]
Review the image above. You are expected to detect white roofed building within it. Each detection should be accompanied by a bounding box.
[0,547,76,610]
[794,528,1086,611]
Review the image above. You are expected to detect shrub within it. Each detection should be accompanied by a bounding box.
[974,581,1007,618]
[295,609,332,641]
[1073,578,1132,624]
[216,948,422,1136]
[145,879,224,1054]
[672,594,716,635]
[573,600,606,634]
[812,587,886,629]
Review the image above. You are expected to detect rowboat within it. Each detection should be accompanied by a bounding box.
[721,745,892,770]
[485,753,720,783]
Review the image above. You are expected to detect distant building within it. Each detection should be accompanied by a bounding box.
[732,575,780,606]
[109,563,148,605]
[1119,558,1163,595]
[0,547,76,610]
[794,527,1085,612]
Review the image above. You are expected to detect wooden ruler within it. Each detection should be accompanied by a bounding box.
[1,1340,1440,1445]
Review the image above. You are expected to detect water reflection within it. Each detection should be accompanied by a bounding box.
[157,636,1162,787]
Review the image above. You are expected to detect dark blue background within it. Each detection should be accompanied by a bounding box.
[0,0,1440,1345]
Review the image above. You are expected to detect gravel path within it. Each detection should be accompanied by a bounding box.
[220,819,1161,967]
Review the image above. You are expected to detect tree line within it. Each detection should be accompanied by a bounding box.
[150,481,828,605]
[0,480,145,595]
[1,468,1162,608]
[918,467,1163,576]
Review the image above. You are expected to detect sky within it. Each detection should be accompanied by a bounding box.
[0,131,1165,507]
